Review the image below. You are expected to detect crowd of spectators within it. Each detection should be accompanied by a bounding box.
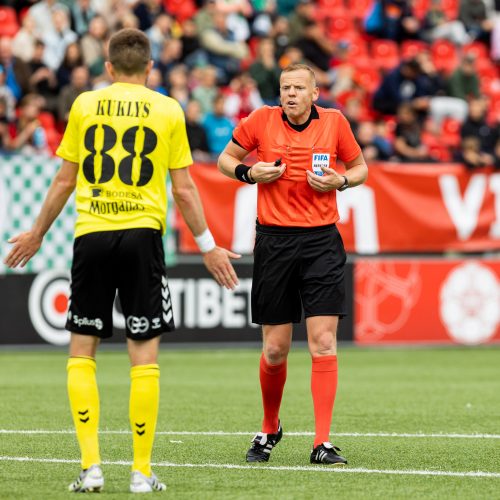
[0,0,499,167]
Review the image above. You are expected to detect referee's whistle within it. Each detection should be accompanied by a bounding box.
[274,158,282,166]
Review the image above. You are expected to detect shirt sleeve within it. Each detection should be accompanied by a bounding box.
[168,100,193,170]
[337,113,362,163]
[56,94,82,163]
[232,107,263,152]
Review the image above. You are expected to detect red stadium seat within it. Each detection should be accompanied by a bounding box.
[326,8,356,40]
[346,0,373,19]
[370,40,400,71]
[440,0,459,20]
[354,65,382,93]
[345,38,369,59]
[0,6,19,37]
[479,66,500,96]
[401,40,429,59]
[463,42,489,61]
[487,94,500,122]
[163,0,196,22]
[412,0,430,19]
[38,112,56,131]
[318,0,345,7]
[428,143,452,162]
[431,40,458,74]
[441,118,461,147]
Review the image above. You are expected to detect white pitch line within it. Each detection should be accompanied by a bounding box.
[0,456,499,479]
[1,429,499,439]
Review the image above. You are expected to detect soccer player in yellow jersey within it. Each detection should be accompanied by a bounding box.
[4,29,240,493]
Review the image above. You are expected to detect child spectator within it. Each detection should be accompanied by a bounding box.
[456,135,494,168]
[356,121,393,161]
[9,94,49,154]
[394,102,433,162]
[185,99,211,161]
[202,93,235,155]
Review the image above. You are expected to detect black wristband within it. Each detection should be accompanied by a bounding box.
[234,164,256,184]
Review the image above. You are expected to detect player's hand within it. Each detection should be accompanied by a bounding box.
[306,166,345,192]
[203,246,241,290]
[249,161,286,184]
[3,231,43,268]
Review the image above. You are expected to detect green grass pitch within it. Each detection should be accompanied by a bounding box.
[0,346,499,499]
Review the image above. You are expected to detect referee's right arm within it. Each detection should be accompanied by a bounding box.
[218,141,286,184]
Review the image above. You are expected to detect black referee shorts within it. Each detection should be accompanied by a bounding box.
[66,228,175,339]
[251,222,347,325]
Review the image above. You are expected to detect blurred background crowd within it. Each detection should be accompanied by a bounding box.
[0,0,499,168]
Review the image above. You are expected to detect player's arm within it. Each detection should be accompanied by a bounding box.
[218,140,286,184]
[4,159,78,268]
[169,167,240,290]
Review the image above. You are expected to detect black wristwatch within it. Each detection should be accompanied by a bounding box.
[338,176,349,192]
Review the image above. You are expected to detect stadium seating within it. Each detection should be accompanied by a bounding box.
[441,117,462,148]
[371,40,400,71]
[0,6,19,37]
[431,39,458,73]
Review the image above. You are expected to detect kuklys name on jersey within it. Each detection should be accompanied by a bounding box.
[96,99,151,118]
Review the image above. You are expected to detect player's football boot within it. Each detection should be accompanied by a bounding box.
[68,464,104,492]
[246,421,283,462]
[130,471,167,493]
[310,442,347,465]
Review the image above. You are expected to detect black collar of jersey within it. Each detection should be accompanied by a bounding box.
[281,105,319,132]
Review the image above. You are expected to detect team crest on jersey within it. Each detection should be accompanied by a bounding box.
[311,153,330,176]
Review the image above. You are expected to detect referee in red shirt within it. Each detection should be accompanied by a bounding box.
[218,63,368,465]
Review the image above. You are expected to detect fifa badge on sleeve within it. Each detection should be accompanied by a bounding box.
[311,153,330,176]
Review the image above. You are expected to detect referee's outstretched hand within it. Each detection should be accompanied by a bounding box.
[203,246,241,290]
[250,161,286,183]
[306,166,345,192]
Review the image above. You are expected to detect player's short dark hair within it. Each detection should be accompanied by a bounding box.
[281,63,316,86]
[108,28,151,75]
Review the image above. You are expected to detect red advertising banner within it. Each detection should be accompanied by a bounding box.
[354,259,500,345]
[178,162,500,254]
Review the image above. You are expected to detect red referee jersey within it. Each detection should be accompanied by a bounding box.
[233,105,361,227]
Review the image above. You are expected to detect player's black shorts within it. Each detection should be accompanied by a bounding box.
[251,222,346,325]
[66,228,175,340]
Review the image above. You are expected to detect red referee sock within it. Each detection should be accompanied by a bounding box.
[259,353,287,434]
[311,355,338,447]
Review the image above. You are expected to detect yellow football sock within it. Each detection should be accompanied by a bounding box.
[130,364,160,476]
[67,356,101,469]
